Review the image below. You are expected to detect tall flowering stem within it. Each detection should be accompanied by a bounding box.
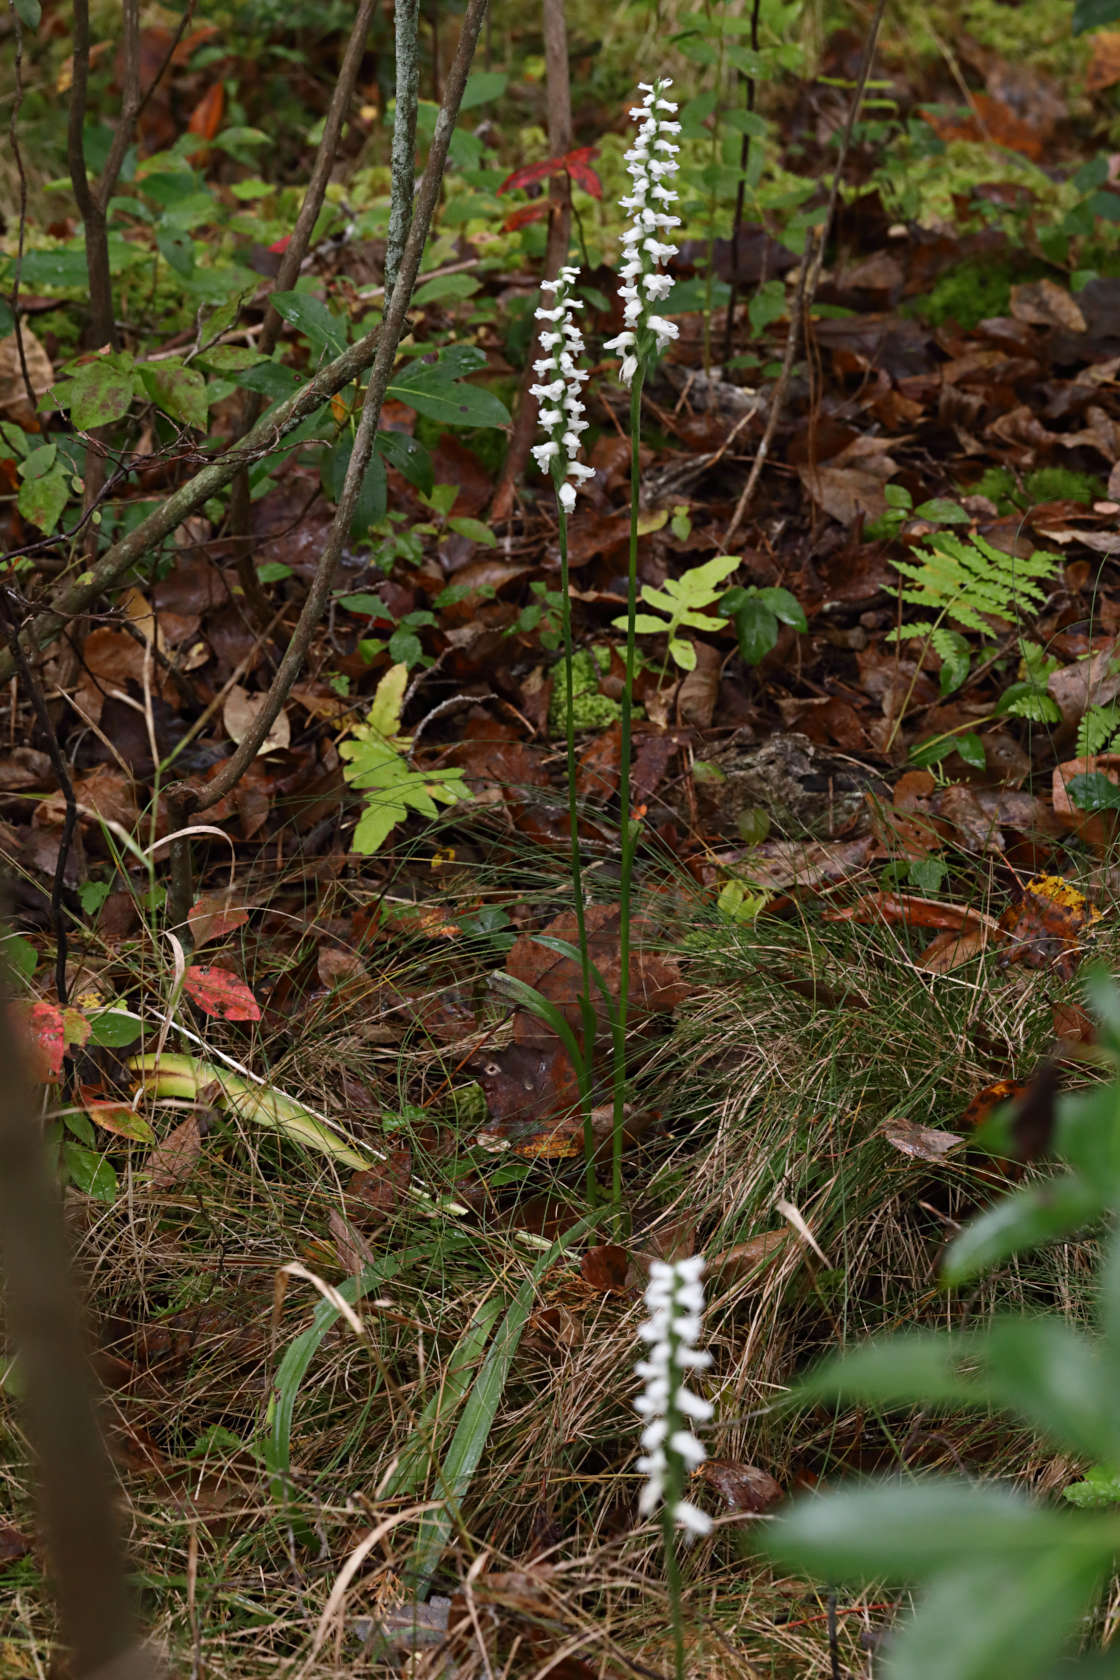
[635,1256,713,1680]
[605,79,681,1216]
[531,266,599,1199]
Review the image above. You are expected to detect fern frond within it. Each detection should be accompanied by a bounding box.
[1077,703,1120,759]
[891,534,1059,640]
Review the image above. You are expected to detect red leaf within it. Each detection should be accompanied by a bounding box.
[182,965,261,1022]
[188,893,250,947]
[188,81,225,141]
[22,1000,91,1080]
[498,145,602,199]
[567,159,603,199]
[501,203,549,233]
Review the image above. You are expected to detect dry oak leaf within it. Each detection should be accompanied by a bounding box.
[143,1115,203,1189]
[0,327,54,415]
[222,684,291,756]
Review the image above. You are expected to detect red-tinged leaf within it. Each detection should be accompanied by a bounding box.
[182,965,261,1022]
[497,145,601,196]
[566,159,603,198]
[188,81,225,141]
[188,893,250,947]
[268,234,292,254]
[80,1090,156,1145]
[23,1000,91,1079]
[501,203,549,233]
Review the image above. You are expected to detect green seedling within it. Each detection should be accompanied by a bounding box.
[613,554,741,673]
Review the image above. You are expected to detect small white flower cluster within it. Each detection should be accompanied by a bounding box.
[530,265,595,515]
[605,79,682,387]
[635,1255,713,1537]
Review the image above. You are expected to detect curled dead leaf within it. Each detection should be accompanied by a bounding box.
[878,1118,963,1163]
[222,684,291,756]
[696,1459,783,1513]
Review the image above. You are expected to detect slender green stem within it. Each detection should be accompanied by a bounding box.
[663,1316,687,1680]
[612,371,645,1221]
[558,506,599,1204]
[663,1505,686,1680]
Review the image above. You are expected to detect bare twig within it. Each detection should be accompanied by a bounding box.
[0,323,395,686]
[724,0,887,545]
[0,945,156,1680]
[0,595,78,1003]
[5,0,44,423]
[386,0,420,299]
[721,0,763,368]
[489,0,573,522]
[163,0,492,929]
[225,0,381,613]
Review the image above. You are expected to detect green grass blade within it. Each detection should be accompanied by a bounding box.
[405,1218,595,1592]
[265,1241,459,1510]
[379,1294,505,1500]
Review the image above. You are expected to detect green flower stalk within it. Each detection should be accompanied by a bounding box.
[635,1255,713,1680]
[606,78,681,1216]
[531,266,598,1196]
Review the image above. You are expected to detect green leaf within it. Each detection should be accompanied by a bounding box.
[792,1330,986,1410]
[270,289,348,358]
[446,516,497,546]
[677,553,741,598]
[731,597,779,665]
[669,635,697,670]
[491,972,587,1076]
[16,247,89,289]
[459,70,509,109]
[614,612,671,636]
[68,358,138,429]
[235,360,302,400]
[369,662,408,738]
[13,0,42,25]
[20,442,56,479]
[1,933,37,980]
[983,1316,1120,1463]
[956,732,987,769]
[757,586,808,630]
[18,464,70,533]
[934,628,972,696]
[87,1010,142,1049]
[412,273,482,305]
[1063,1466,1120,1509]
[879,1552,1113,1680]
[389,371,510,430]
[1068,773,1120,814]
[762,1482,1083,1581]
[913,497,971,524]
[942,1174,1105,1285]
[138,360,208,431]
[375,428,433,494]
[1074,0,1120,33]
[61,1141,118,1203]
[265,1246,433,1511]
[194,344,267,372]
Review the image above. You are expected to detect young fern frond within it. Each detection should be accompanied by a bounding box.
[890,533,1059,639]
[1077,702,1120,759]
